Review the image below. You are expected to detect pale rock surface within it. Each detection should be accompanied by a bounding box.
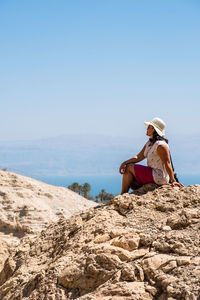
[0,183,200,299]
[0,240,10,271]
[0,171,97,269]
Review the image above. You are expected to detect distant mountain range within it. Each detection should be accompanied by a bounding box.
[0,134,199,176]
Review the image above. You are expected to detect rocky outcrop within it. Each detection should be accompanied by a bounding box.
[0,183,199,299]
[0,240,10,272]
[0,171,96,235]
[0,171,97,270]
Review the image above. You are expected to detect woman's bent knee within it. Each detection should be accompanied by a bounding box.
[126,164,135,176]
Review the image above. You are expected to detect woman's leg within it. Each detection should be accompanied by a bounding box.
[121,164,136,194]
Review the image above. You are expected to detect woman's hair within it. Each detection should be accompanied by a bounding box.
[149,130,168,144]
[149,129,179,182]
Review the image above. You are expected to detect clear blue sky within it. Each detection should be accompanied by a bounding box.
[0,0,200,140]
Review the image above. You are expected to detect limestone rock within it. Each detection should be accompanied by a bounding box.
[110,233,140,251]
[0,257,16,285]
[0,171,97,248]
[94,234,110,244]
[0,183,200,299]
[142,254,177,277]
[0,240,10,272]
[80,281,153,300]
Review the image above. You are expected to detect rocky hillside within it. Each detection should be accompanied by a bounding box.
[0,183,199,299]
[0,171,96,269]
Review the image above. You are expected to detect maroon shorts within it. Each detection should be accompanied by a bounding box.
[133,164,155,185]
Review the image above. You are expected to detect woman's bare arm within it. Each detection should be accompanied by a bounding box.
[119,145,146,174]
[157,145,184,187]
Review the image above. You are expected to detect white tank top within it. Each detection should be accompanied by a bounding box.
[144,140,169,185]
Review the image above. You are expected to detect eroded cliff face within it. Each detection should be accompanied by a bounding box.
[0,240,10,271]
[0,171,97,272]
[0,183,200,300]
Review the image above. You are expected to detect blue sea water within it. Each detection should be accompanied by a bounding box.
[33,174,200,197]
[34,175,122,196]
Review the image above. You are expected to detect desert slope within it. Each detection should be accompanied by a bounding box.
[0,171,97,268]
[0,183,199,299]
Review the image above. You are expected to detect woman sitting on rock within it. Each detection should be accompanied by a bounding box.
[119,117,183,194]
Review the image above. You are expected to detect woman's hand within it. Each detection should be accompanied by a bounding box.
[119,147,145,175]
[119,162,127,174]
[171,181,184,188]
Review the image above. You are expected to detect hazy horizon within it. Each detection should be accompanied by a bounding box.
[0,133,199,178]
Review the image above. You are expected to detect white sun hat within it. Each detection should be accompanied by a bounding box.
[144,117,166,137]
